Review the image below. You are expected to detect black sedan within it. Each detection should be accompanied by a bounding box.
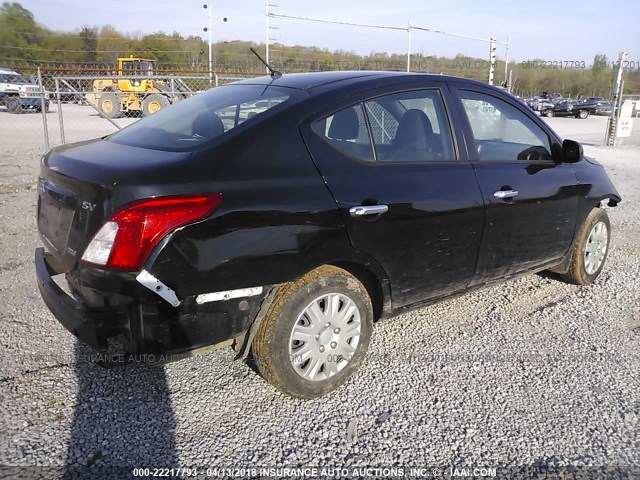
[35,71,621,398]
[545,99,588,118]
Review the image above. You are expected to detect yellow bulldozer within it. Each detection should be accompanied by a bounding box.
[91,57,179,118]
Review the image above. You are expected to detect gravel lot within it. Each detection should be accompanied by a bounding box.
[0,106,638,478]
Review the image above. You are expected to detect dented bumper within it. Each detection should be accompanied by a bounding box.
[35,247,266,358]
[35,247,128,351]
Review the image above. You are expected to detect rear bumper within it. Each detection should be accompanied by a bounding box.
[35,247,127,352]
[35,247,262,357]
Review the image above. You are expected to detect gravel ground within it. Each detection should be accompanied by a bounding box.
[0,111,638,478]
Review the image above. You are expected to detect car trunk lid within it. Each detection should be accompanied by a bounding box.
[37,138,192,271]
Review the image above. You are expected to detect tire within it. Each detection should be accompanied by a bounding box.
[98,92,121,119]
[5,97,22,114]
[35,102,49,113]
[142,93,170,116]
[577,109,589,119]
[544,109,554,117]
[252,265,373,399]
[561,208,611,285]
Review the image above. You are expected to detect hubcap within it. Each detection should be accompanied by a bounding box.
[149,101,161,113]
[584,221,608,275]
[288,293,361,381]
[102,100,113,113]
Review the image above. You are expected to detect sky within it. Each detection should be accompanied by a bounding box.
[16,0,640,64]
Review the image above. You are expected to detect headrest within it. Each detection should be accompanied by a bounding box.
[192,111,225,139]
[393,109,434,147]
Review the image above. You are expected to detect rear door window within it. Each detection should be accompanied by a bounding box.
[364,89,455,162]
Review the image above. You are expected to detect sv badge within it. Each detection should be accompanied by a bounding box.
[81,201,96,212]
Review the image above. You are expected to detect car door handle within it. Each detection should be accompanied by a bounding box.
[493,190,519,199]
[349,205,389,217]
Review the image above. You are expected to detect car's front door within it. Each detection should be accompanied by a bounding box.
[451,86,580,285]
[302,85,485,307]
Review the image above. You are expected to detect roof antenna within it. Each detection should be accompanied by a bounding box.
[250,47,282,79]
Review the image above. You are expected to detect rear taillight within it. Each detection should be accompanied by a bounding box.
[81,194,222,271]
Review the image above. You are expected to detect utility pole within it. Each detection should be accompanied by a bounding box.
[605,51,628,146]
[266,1,270,67]
[266,3,278,74]
[407,24,411,73]
[488,37,496,85]
[203,2,213,84]
[504,36,509,87]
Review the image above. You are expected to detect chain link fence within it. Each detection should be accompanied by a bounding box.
[2,64,639,152]
[0,65,259,151]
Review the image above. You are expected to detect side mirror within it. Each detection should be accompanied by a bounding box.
[562,139,583,163]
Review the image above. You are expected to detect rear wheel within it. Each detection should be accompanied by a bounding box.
[577,109,589,119]
[5,97,22,114]
[561,208,610,285]
[252,265,373,398]
[142,93,170,116]
[99,92,121,119]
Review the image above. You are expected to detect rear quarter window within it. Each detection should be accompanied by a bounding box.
[312,104,375,162]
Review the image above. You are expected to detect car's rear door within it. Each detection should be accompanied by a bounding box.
[449,85,580,285]
[301,82,484,307]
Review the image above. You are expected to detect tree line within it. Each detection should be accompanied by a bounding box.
[1,1,637,98]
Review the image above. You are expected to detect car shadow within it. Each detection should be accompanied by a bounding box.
[536,270,564,282]
[64,341,177,478]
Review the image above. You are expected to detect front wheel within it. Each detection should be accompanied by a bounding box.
[5,97,22,114]
[544,109,554,117]
[561,208,611,285]
[99,92,121,119]
[252,265,373,398]
[577,109,589,119]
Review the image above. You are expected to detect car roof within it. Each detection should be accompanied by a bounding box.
[0,68,19,75]
[230,70,488,91]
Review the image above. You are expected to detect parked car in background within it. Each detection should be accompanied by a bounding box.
[569,100,613,118]
[594,100,613,115]
[541,99,590,119]
[0,67,50,113]
[35,71,621,398]
[512,95,534,111]
[534,98,555,116]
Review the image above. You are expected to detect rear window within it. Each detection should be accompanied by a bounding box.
[108,85,294,152]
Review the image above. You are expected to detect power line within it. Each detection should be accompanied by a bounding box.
[268,13,409,32]
[268,13,508,45]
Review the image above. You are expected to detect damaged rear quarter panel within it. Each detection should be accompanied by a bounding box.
[144,110,370,300]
